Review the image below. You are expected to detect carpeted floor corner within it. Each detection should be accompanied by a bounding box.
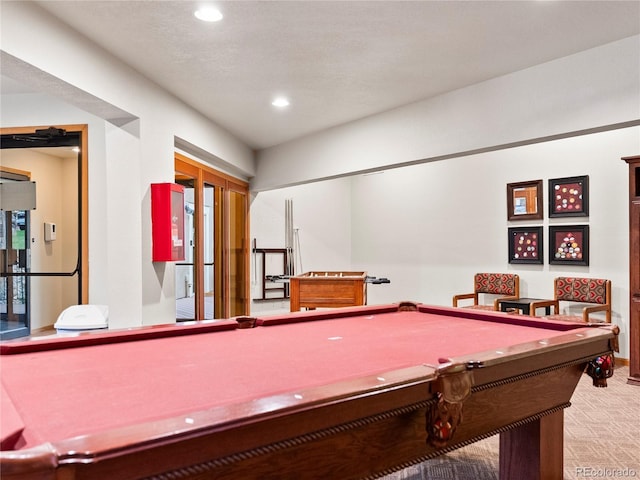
[382,366,639,480]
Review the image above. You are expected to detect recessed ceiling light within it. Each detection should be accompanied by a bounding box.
[194,6,223,22]
[272,97,290,108]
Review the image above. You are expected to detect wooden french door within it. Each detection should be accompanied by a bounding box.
[227,180,249,317]
[174,154,249,319]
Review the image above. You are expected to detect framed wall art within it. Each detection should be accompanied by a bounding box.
[507,179,543,221]
[508,226,543,264]
[549,175,589,217]
[549,225,589,266]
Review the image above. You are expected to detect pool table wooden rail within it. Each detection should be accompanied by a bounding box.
[0,304,619,480]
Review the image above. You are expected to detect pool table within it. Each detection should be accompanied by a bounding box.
[0,303,618,480]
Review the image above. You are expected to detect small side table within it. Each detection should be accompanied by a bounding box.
[498,298,556,316]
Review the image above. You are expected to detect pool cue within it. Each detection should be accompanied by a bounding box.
[252,238,257,285]
[285,199,292,277]
[294,227,303,273]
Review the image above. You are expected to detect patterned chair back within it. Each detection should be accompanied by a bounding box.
[474,273,519,296]
[554,277,609,304]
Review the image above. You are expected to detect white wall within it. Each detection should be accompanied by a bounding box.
[250,126,638,359]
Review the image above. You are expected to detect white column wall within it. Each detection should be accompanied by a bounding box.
[103,122,143,329]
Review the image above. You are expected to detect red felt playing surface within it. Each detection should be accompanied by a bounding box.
[1,309,580,450]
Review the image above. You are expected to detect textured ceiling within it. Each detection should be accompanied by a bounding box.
[8,1,640,149]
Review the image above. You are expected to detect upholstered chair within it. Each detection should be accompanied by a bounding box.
[531,277,611,323]
[452,273,520,311]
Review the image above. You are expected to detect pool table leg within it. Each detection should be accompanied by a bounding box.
[499,409,564,480]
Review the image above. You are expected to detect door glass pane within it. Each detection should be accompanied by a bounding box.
[203,183,214,319]
[1,210,30,339]
[175,178,195,320]
[229,190,246,317]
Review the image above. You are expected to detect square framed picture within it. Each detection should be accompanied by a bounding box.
[549,225,589,266]
[549,175,589,217]
[507,179,543,221]
[508,226,543,264]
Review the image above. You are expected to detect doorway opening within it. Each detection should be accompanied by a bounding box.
[0,125,88,339]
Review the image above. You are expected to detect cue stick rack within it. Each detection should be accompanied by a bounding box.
[252,241,290,301]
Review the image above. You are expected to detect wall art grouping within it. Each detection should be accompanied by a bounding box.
[507,176,589,221]
[506,175,590,266]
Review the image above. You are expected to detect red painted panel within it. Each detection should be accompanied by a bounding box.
[151,183,185,261]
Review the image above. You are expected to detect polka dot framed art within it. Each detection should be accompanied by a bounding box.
[548,175,589,218]
[508,226,543,265]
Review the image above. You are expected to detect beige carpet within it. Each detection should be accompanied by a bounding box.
[382,366,640,480]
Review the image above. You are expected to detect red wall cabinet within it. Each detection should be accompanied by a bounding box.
[151,183,185,262]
